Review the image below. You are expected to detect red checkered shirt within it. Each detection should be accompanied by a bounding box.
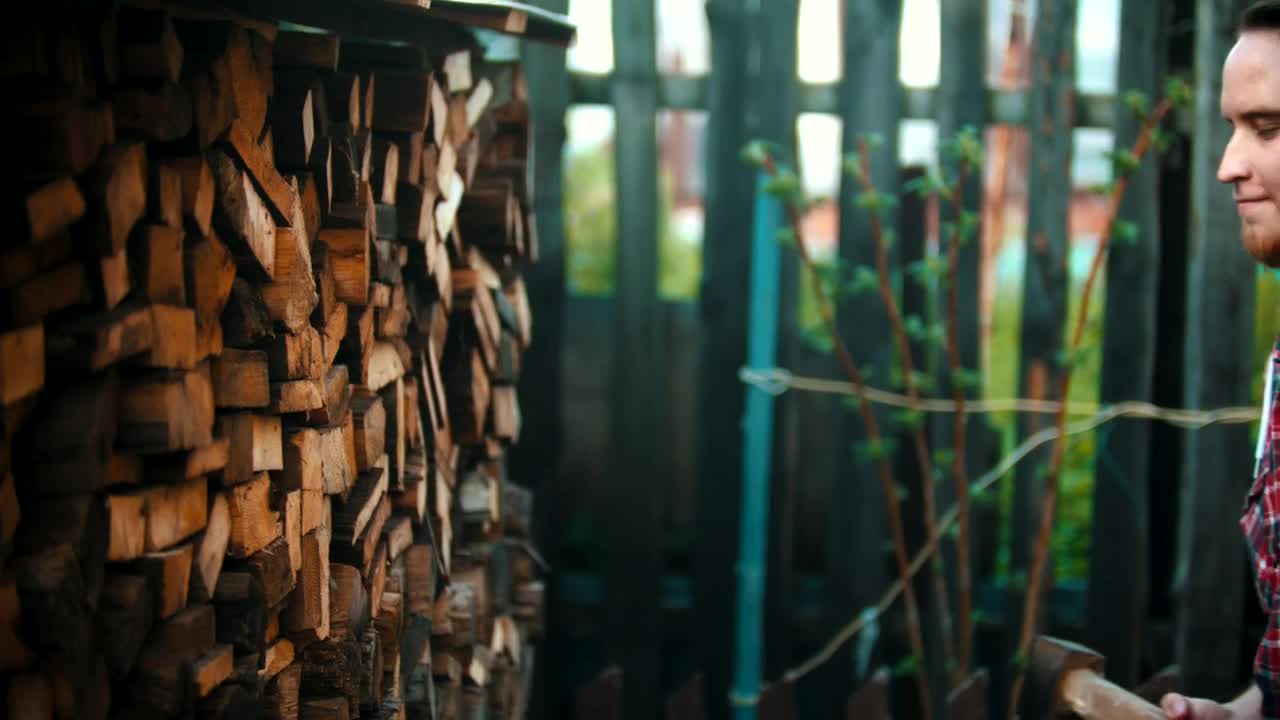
[1242,341,1280,718]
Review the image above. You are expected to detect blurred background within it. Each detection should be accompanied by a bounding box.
[511,0,1277,718]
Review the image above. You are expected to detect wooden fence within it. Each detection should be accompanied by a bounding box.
[510,0,1264,718]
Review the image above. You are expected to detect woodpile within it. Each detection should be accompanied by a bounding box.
[0,6,545,720]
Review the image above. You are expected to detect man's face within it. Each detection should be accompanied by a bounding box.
[1221,30,1280,267]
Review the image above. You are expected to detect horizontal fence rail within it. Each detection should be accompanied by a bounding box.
[568,71,1199,130]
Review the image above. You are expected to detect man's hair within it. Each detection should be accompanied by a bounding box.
[1243,0,1280,31]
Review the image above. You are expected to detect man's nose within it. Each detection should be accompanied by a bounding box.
[1219,132,1251,184]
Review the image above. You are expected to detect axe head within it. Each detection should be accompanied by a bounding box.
[1020,636,1106,719]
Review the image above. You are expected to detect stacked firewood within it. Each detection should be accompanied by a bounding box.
[0,5,545,720]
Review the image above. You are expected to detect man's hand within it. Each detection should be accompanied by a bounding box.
[1161,689,1260,720]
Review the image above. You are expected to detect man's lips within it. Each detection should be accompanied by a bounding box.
[1237,197,1269,208]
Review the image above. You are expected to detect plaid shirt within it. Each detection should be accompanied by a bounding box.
[1242,340,1280,718]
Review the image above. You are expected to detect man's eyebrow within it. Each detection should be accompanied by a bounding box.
[1238,110,1280,122]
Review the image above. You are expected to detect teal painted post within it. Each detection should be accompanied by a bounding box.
[730,172,783,720]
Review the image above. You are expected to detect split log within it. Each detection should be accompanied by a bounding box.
[268,326,325,381]
[371,71,431,133]
[210,148,276,280]
[111,82,193,142]
[350,390,386,472]
[271,88,315,170]
[0,326,44,406]
[303,365,351,428]
[131,224,185,305]
[212,348,271,409]
[118,363,215,453]
[274,31,339,71]
[97,573,152,681]
[136,542,193,620]
[318,228,369,305]
[185,232,236,360]
[226,472,282,558]
[281,429,324,533]
[18,177,86,244]
[83,140,147,256]
[284,527,330,644]
[189,492,231,604]
[172,155,215,238]
[141,304,198,370]
[219,413,283,486]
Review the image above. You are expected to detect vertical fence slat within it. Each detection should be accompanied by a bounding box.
[819,0,902,712]
[934,0,989,686]
[1004,0,1077,715]
[518,2,571,717]
[697,2,754,719]
[754,0,801,685]
[1085,0,1165,690]
[1175,0,1252,699]
[608,0,663,717]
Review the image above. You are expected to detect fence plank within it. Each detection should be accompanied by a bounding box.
[607,0,663,717]
[752,0,802,685]
[517,2,571,717]
[1174,0,1253,700]
[696,2,755,719]
[1003,1,1077,716]
[820,0,901,713]
[1085,0,1167,690]
[934,0,988,684]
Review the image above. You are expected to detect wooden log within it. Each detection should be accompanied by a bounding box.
[326,72,361,129]
[304,365,351,428]
[264,661,302,720]
[226,116,295,226]
[226,472,282,558]
[371,71,431,133]
[210,148,276,280]
[267,326,325,382]
[382,516,413,562]
[263,227,319,333]
[146,436,230,485]
[272,88,315,170]
[14,374,119,496]
[318,227,369,306]
[274,31,339,70]
[429,81,448,148]
[172,155,215,238]
[17,177,85,244]
[350,390,386,472]
[220,413,283,486]
[117,5,184,83]
[148,604,216,658]
[222,277,275,348]
[395,455,428,525]
[0,326,43,406]
[15,101,114,184]
[211,571,268,658]
[381,131,422,187]
[309,135,333,216]
[186,231,236,360]
[212,348,271,409]
[281,429,324,532]
[106,491,148,562]
[97,573,152,681]
[370,138,399,205]
[363,341,406,393]
[318,418,356,497]
[382,378,406,490]
[395,182,434,245]
[91,247,131,311]
[300,697,350,720]
[111,82,193,143]
[130,224,185,306]
[137,543,193,620]
[141,304,198,370]
[284,527,331,644]
[403,545,435,618]
[271,378,325,414]
[261,638,296,681]
[189,492,231,604]
[82,140,147,257]
[118,363,215,453]
[327,564,368,642]
[229,536,295,609]
[193,644,234,698]
[442,50,472,93]
[319,302,347,370]
[45,302,152,372]
[332,463,389,562]
[142,475,208,552]
[9,262,91,325]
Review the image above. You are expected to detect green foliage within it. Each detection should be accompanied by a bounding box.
[563,138,702,299]
[1112,218,1139,247]
[1164,76,1193,107]
[1122,90,1150,119]
[891,654,921,678]
[1105,148,1141,177]
[855,437,899,465]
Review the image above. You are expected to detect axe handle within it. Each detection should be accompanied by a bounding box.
[1059,668,1165,719]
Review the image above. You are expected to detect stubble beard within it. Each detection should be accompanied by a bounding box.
[1244,220,1280,268]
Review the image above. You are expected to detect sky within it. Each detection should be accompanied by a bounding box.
[563,0,1121,194]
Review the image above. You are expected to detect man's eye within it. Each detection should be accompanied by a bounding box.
[1260,126,1280,139]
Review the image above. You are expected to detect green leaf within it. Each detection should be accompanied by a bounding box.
[893,408,925,430]
[952,368,982,391]
[891,654,921,678]
[1122,90,1150,119]
[775,227,796,248]
[841,154,861,178]
[763,170,802,202]
[904,314,927,340]
[740,140,771,168]
[845,265,880,297]
[910,370,936,395]
[856,190,899,215]
[1112,218,1139,246]
[1164,76,1193,107]
[933,448,956,467]
[1106,148,1141,176]
[855,437,898,464]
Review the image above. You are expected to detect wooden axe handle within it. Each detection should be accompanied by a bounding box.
[1059,668,1165,719]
